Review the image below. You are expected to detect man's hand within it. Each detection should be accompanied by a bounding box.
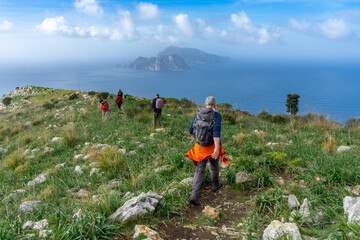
[211,149,219,160]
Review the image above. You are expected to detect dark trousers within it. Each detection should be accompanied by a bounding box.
[117,103,122,110]
[191,157,220,197]
[154,112,161,128]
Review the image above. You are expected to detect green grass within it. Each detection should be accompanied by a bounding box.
[1,86,360,239]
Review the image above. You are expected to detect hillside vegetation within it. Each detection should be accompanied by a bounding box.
[1,86,360,239]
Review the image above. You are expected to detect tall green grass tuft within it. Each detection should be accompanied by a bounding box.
[3,150,24,170]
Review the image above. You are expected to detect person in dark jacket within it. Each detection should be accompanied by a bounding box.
[100,99,113,120]
[115,93,123,111]
[152,93,163,128]
[186,96,228,206]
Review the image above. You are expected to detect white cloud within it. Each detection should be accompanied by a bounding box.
[289,17,353,40]
[319,18,352,40]
[136,2,159,20]
[74,0,103,16]
[111,10,137,41]
[173,14,193,37]
[37,14,137,41]
[230,11,279,44]
[0,20,13,31]
[288,19,311,31]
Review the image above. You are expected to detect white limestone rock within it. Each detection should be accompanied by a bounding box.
[154,165,170,173]
[344,196,360,224]
[74,154,84,160]
[20,201,41,213]
[133,225,164,240]
[22,219,48,230]
[180,177,193,186]
[55,162,65,169]
[51,137,63,142]
[3,189,26,203]
[74,166,83,175]
[288,195,300,209]
[25,121,32,126]
[27,173,48,187]
[337,146,352,153]
[72,209,82,221]
[236,171,250,183]
[290,198,312,221]
[39,230,52,238]
[90,168,100,176]
[72,189,91,198]
[263,220,301,240]
[109,191,163,223]
[54,113,64,120]
[31,148,39,153]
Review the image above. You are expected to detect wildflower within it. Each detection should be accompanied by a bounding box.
[248,182,251,185]
[331,221,335,224]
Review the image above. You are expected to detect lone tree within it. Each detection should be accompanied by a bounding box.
[286,94,300,115]
[2,97,12,107]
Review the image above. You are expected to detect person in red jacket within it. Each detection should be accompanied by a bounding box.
[100,99,113,120]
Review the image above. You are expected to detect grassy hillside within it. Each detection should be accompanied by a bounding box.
[1,86,360,239]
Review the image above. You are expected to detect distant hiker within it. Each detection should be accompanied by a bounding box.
[152,93,164,128]
[100,99,113,120]
[118,89,124,98]
[115,92,123,111]
[186,96,229,206]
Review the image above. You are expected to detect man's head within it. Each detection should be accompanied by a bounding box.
[155,93,159,98]
[99,99,104,104]
[205,96,216,108]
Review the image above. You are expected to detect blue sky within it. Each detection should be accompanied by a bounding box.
[1,0,360,63]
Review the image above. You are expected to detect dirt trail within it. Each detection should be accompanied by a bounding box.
[158,185,255,240]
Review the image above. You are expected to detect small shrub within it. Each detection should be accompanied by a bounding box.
[322,135,338,153]
[32,116,42,126]
[99,147,124,171]
[2,97,12,106]
[222,112,236,124]
[20,134,32,145]
[14,162,31,173]
[236,133,250,145]
[62,130,79,147]
[68,93,78,100]
[217,103,232,110]
[98,92,109,99]
[43,102,55,110]
[88,90,96,96]
[179,97,195,108]
[3,150,24,170]
[271,114,289,124]
[258,110,273,122]
[345,118,360,131]
[38,186,56,200]
[286,94,300,115]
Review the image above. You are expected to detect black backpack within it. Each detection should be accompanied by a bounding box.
[194,107,216,146]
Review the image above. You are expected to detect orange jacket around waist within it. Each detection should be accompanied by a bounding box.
[186,143,229,167]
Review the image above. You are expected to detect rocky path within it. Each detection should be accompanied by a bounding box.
[158,185,255,240]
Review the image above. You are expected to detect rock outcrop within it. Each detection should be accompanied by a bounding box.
[263,220,301,240]
[109,191,163,223]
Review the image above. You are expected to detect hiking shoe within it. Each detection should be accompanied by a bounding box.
[212,182,222,192]
[190,196,200,206]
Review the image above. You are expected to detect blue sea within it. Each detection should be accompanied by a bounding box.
[1,60,360,124]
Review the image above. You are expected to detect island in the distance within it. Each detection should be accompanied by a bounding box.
[127,46,231,72]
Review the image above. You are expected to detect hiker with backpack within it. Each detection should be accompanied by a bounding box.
[186,96,229,206]
[115,92,123,111]
[100,99,113,120]
[152,93,163,128]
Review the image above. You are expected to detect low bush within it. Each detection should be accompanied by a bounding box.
[271,114,289,124]
[98,92,109,99]
[43,102,55,110]
[2,97,12,106]
[217,103,233,110]
[258,110,273,122]
[88,90,96,96]
[68,93,78,100]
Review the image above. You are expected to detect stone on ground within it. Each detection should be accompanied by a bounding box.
[154,165,170,173]
[51,137,63,142]
[288,195,300,208]
[3,189,26,203]
[180,177,193,185]
[109,191,163,223]
[72,189,91,198]
[263,220,301,240]
[344,196,360,224]
[133,225,164,240]
[74,166,83,175]
[202,206,219,220]
[236,171,250,183]
[20,201,41,213]
[27,173,48,187]
[90,167,100,176]
[337,146,351,153]
[22,219,48,230]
